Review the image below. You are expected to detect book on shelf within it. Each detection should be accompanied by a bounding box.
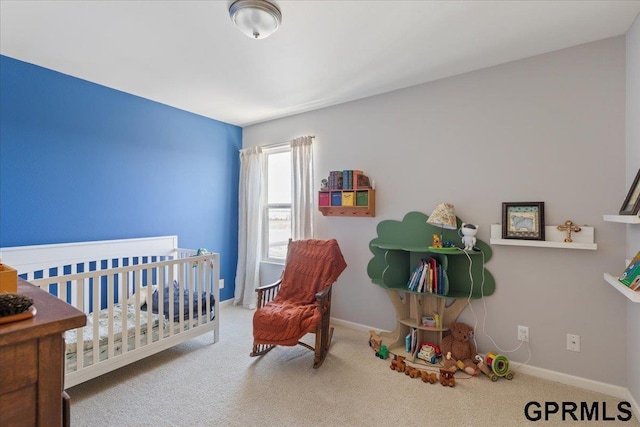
[410,328,418,355]
[327,170,373,190]
[328,171,343,190]
[619,251,640,290]
[356,173,371,189]
[406,258,447,295]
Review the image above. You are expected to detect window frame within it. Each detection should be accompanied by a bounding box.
[262,145,292,264]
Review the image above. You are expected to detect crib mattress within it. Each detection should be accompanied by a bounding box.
[64,303,209,372]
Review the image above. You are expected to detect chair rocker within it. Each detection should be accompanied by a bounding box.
[250,238,347,368]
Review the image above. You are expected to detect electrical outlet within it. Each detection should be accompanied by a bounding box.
[567,334,580,352]
[518,325,529,342]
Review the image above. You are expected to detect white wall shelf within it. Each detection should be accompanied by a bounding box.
[604,273,640,303]
[603,214,640,224]
[602,214,639,303]
[490,224,597,250]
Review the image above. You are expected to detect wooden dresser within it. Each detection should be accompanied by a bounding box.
[0,279,86,427]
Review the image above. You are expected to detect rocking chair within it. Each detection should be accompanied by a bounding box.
[250,238,347,368]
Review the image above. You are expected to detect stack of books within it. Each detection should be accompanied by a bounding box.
[326,170,371,190]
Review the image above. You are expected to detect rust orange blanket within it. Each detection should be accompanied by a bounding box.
[252,239,347,346]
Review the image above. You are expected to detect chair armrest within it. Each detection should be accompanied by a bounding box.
[255,279,282,309]
[315,284,333,308]
[255,279,282,293]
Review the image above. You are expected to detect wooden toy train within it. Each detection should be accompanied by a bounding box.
[369,332,515,386]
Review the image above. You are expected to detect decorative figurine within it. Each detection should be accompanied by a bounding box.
[459,223,478,251]
[557,220,581,243]
[320,179,328,190]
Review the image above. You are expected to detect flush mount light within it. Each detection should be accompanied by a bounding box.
[229,0,282,40]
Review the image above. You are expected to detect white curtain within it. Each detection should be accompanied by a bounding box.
[234,146,263,309]
[291,136,314,240]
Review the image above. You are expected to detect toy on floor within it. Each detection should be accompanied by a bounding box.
[368,330,389,359]
[476,352,515,381]
[417,342,441,364]
[388,353,440,385]
[439,367,456,387]
[441,322,479,375]
[390,354,406,373]
[405,365,421,378]
[421,371,438,384]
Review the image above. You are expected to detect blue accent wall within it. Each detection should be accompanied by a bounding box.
[0,55,241,301]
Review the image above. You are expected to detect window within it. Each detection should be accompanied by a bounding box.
[263,147,291,261]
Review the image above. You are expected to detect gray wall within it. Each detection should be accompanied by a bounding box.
[245,37,628,387]
[626,14,640,406]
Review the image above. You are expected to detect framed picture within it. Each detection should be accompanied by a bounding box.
[502,202,545,240]
[619,169,640,215]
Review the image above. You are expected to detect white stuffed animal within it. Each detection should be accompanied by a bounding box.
[460,223,478,251]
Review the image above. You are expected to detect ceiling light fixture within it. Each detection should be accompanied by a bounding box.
[229,0,282,40]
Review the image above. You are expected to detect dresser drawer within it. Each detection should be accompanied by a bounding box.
[0,384,37,427]
[0,339,38,394]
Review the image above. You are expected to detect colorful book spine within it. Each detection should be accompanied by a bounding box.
[620,251,640,288]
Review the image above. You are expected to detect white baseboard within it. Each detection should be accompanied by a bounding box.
[509,362,628,400]
[330,316,639,418]
[331,317,388,333]
[219,299,234,308]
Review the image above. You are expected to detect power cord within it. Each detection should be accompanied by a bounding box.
[455,246,531,371]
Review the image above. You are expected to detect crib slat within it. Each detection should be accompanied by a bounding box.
[158,266,165,339]
[188,263,195,326]
[168,262,175,337]
[145,267,153,346]
[91,274,100,367]
[134,269,142,350]
[178,262,185,332]
[107,273,115,358]
[121,270,128,356]
[75,278,85,372]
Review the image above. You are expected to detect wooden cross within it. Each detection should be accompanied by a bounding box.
[557,220,581,243]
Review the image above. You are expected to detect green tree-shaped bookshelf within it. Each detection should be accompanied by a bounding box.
[367,211,495,365]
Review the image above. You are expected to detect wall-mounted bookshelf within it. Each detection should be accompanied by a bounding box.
[604,273,640,303]
[489,224,597,250]
[603,214,640,224]
[318,189,375,217]
[318,170,375,217]
[603,214,640,303]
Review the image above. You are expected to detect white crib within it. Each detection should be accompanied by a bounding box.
[0,236,220,388]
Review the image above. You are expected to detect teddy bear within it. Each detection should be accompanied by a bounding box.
[440,321,479,375]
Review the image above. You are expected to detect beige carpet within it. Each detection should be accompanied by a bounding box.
[69,304,638,426]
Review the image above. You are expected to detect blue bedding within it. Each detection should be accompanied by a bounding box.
[142,281,215,321]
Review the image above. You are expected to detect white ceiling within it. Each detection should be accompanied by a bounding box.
[2,1,639,127]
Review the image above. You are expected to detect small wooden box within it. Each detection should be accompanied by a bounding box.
[356,190,369,206]
[0,264,18,293]
[342,192,355,207]
[318,192,330,207]
[331,192,342,206]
